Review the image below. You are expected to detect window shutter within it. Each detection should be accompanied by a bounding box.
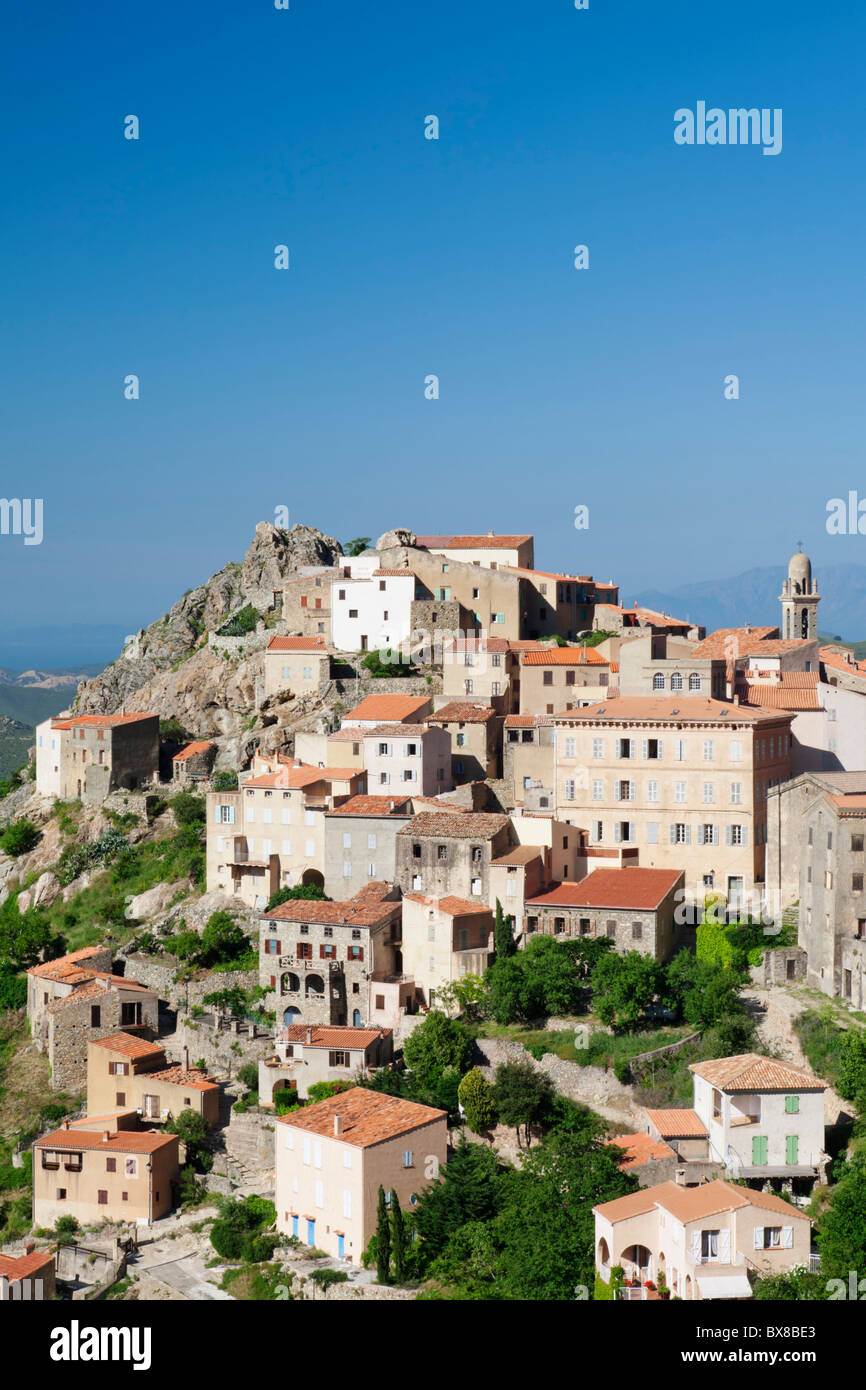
[214,804,222,823]
[691,1232,701,1261]
[614,783,620,802]
[697,825,704,845]
[741,826,748,845]
[782,1226,793,1249]
[614,739,621,759]
[754,1225,763,1250]
[641,740,648,759]
[629,782,635,801]
[630,741,637,758]
[629,822,636,842]
[614,823,622,843]
[719,1229,730,1263]
[725,825,732,846]
[670,824,677,845]
[685,825,691,845]
[657,739,664,758]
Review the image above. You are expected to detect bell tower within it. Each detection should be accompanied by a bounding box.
[780,547,820,640]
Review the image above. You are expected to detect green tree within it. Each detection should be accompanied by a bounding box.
[491,1060,555,1147]
[458,1068,496,1134]
[590,951,662,1030]
[435,974,487,1022]
[522,935,584,1016]
[485,956,543,1025]
[343,537,372,557]
[376,1186,391,1284]
[266,883,327,910]
[413,1138,501,1269]
[166,1108,212,1172]
[818,1151,866,1279]
[171,791,207,826]
[402,1011,473,1088]
[0,818,40,857]
[212,771,238,791]
[392,1195,406,1283]
[837,1031,866,1106]
[493,899,515,961]
[752,1267,829,1300]
[199,912,253,967]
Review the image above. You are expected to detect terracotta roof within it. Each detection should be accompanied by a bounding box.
[737,683,820,711]
[327,795,412,817]
[404,894,493,918]
[243,764,328,790]
[425,703,499,724]
[691,627,779,659]
[504,714,552,727]
[0,1250,55,1282]
[745,671,819,687]
[44,973,153,1012]
[277,1086,446,1148]
[266,636,329,652]
[263,884,398,926]
[36,1126,179,1155]
[145,1065,218,1092]
[371,569,414,577]
[828,794,866,811]
[521,647,608,667]
[397,812,510,840]
[280,1025,391,1049]
[741,639,814,655]
[27,946,108,980]
[327,728,364,742]
[645,1108,708,1139]
[416,534,531,550]
[605,1133,676,1169]
[362,723,432,737]
[595,1178,811,1226]
[527,868,683,911]
[324,767,367,781]
[689,1053,826,1093]
[343,695,431,723]
[820,646,866,677]
[52,713,156,729]
[491,846,545,867]
[408,795,468,811]
[552,697,790,726]
[89,1034,165,1061]
[172,741,215,761]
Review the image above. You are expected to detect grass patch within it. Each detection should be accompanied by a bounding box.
[219,1262,289,1300]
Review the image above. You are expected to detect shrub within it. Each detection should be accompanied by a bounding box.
[217,605,259,637]
[0,819,40,857]
[311,1267,348,1287]
[212,771,238,791]
[171,792,207,827]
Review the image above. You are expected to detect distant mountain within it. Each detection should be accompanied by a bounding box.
[632,563,866,643]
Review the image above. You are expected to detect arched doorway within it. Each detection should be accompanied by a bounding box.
[352,1009,361,1027]
[301,869,325,891]
[281,972,299,995]
[621,1244,652,1284]
[283,1006,301,1027]
[596,1237,611,1281]
[305,974,325,998]
[684,1274,692,1300]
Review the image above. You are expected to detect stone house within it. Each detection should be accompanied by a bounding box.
[259,882,403,1029]
[33,1113,180,1229]
[361,723,452,797]
[324,794,414,899]
[41,713,159,802]
[603,1132,679,1188]
[263,635,330,700]
[489,846,546,934]
[424,701,502,782]
[415,532,534,570]
[378,543,525,641]
[401,895,492,1006]
[525,867,685,960]
[395,812,513,903]
[171,740,217,783]
[553,697,795,910]
[275,1087,447,1262]
[518,646,611,716]
[618,631,725,700]
[341,693,433,728]
[438,636,543,714]
[511,569,620,642]
[503,714,555,810]
[281,566,339,641]
[86,1034,220,1128]
[258,1024,393,1103]
[331,557,416,654]
[594,1178,812,1300]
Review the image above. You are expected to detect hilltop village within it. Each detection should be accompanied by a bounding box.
[1,524,865,1303]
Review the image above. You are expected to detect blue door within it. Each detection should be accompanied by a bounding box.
[292,1215,299,1239]
[352,1009,361,1027]
[337,1234,345,1259]
[306,1219,315,1246]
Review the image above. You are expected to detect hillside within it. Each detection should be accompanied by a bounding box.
[0,718,33,780]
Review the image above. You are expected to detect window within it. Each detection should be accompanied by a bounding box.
[853,835,865,853]
[437,845,447,860]
[564,737,576,758]
[854,874,864,892]
[402,1149,414,1168]
[297,943,312,959]
[348,945,364,961]
[729,825,745,846]
[701,1229,719,1260]
[631,922,642,940]
[702,739,714,761]
[730,739,742,762]
[761,1227,782,1249]
[646,780,659,803]
[90,1005,101,1028]
[471,878,482,896]
[702,782,714,804]
[653,672,665,690]
[592,779,603,801]
[674,739,686,761]
[674,781,686,804]
[108,1061,128,1076]
[731,782,742,805]
[592,738,604,759]
[688,673,701,691]
[617,738,633,759]
[348,608,358,618]
[98,1190,108,1206]
[672,823,689,844]
[329,1051,350,1067]
[785,1095,800,1114]
[564,779,576,800]
[670,672,683,691]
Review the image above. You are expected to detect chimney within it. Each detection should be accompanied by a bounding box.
[334,1115,343,1137]
[182,1046,190,1071]
[102,1131,111,1143]
[62,1117,69,1130]
[23,1242,35,1256]
[306,1027,313,1045]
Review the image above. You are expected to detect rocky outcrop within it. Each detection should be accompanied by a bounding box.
[242,522,342,610]
[375,527,416,551]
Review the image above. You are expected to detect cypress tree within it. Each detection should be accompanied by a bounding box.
[391,1194,406,1283]
[493,898,515,960]
[376,1185,391,1283]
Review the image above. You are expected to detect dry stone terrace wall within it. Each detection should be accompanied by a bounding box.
[472,1035,643,1130]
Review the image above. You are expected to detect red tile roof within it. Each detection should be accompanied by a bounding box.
[820,645,866,677]
[27,946,108,980]
[527,868,683,911]
[424,702,499,724]
[343,695,431,723]
[689,1053,826,1092]
[594,1178,810,1225]
[263,884,398,926]
[491,846,545,866]
[280,1025,391,1049]
[327,795,412,817]
[605,1133,676,1170]
[172,741,216,761]
[415,534,531,550]
[645,1108,709,1139]
[266,636,329,652]
[737,683,820,711]
[552,697,790,726]
[89,1034,165,1061]
[362,723,432,736]
[52,713,156,729]
[691,627,779,659]
[277,1086,446,1147]
[504,714,552,727]
[521,647,608,667]
[0,1250,55,1283]
[404,894,493,918]
[36,1126,179,1155]
[146,1065,218,1092]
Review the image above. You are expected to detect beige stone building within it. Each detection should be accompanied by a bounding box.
[206,761,366,907]
[424,701,502,782]
[362,723,452,797]
[415,531,534,570]
[27,948,158,1092]
[324,794,414,899]
[37,712,159,802]
[553,697,795,909]
[0,1247,57,1300]
[489,846,546,932]
[258,1024,393,1104]
[510,570,620,642]
[260,882,403,1029]
[378,544,525,641]
[171,740,217,783]
[504,714,555,810]
[86,1034,220,1128]
[275,1087,447,1261]
[263,635,330,700]
[594,1179,812,1300]
[439,636,541,714]
[688,1055,827,1183]
[396,812,513,902]
[618,631,725,700]
[281,566,339,641]
[525,867,685,960]
[33,1113,180,1229]
[518,646,611,716]
[341,693,433,728]
[401,895,492,1005]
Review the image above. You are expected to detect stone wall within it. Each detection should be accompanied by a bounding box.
[472,1035,642,1130]
[117,954,259,1012]
[178,1016,274,1076]
[47,987,159,1092]
[763,945,808,987]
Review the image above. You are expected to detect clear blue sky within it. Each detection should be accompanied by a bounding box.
[2,0,865,662]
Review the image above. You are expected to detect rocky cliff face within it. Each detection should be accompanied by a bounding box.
[72,523,343,756]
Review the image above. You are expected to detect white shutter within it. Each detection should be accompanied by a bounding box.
[214,804,222,824]
[670,824,677,845]
[647,822,658,844]
[782,1226,793,1249]
[741,826,749,845]
[697,825,705,846]
[614,823,622,843]
[642,740,648,759]
[685,825,691,845]
[691,1232,701,1260]
[630,741,637,758]
[754,1225,763,1250]
[614,782,621,802]
[629,822,636,842]
[614,739,621,759]
[726,825,732,846]
[719,1229,730,1263]
[657,739,664,758]
[629,782,636,801]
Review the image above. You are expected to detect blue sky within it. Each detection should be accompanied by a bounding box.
[1,0,865,663]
